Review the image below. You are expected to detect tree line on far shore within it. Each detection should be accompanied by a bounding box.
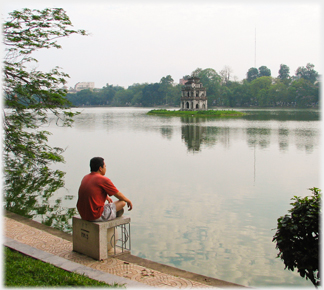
[67,63,320,108]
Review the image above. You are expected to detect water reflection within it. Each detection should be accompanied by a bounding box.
[278,128,289,152]
[160,127,173,140]
[177,110,319,153]
[181,125,207,152]
[246,128,271,149]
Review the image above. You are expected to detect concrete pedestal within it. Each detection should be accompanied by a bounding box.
[72,216,131,260]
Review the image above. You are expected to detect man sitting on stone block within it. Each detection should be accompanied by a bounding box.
[77,157,133,222]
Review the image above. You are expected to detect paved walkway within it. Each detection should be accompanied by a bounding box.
[3,212,244,288]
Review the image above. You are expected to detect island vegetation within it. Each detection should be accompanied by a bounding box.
[147,109,246,118]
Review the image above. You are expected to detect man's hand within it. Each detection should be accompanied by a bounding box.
[127,200,133,211]
[106,196,113,203]
[114,191,133,211]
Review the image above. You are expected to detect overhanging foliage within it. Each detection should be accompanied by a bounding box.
[3,8,87,231]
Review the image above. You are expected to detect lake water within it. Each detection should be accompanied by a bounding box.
[46,107,320,287]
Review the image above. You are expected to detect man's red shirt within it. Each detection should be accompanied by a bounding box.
[77,172,119,221]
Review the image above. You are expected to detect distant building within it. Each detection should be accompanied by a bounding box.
[180,77,207,110]
[74,82,95,92]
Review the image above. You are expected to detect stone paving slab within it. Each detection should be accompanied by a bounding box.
[3,216,214,288]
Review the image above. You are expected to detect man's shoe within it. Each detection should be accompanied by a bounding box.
[116,208,124,217]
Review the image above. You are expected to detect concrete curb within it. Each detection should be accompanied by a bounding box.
[4,237,153,288]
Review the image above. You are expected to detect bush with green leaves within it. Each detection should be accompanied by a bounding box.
[273,187,320,287]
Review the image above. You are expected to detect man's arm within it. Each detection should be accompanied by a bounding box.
[114,191,133,211]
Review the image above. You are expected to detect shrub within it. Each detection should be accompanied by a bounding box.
[272,187,320,287]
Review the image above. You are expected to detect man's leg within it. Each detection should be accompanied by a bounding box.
[114,200,126,217]
[114,200,126,211]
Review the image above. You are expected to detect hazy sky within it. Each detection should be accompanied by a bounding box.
[2,0,322,89]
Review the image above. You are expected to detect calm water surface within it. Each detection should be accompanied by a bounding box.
[47,107,320,287]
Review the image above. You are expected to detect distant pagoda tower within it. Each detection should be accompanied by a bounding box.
[180,76,207,110]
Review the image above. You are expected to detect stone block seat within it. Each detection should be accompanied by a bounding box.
[73,216,131,260]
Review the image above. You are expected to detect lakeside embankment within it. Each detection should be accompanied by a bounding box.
[4,211,245,288]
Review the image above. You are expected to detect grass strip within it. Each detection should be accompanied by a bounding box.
[147,109,246,118]
[4,247,124,287]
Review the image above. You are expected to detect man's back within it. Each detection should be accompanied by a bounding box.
[77,172,119,221]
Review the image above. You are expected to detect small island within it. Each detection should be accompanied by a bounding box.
[148,77,246,118]
[147,109,246,118]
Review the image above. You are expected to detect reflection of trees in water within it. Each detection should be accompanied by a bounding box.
[181,125,232,152]
[160,127,173,140]
[246,128,271,149]
[278,128,289,152]
[180,116,235,152]
[294,129,318,153]
[177,116,318,153]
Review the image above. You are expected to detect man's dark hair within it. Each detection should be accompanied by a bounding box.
[90,157,104,172]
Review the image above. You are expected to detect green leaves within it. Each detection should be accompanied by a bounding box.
[273,187,321,287]
[3,8,87,232]
[4,8,86,57]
